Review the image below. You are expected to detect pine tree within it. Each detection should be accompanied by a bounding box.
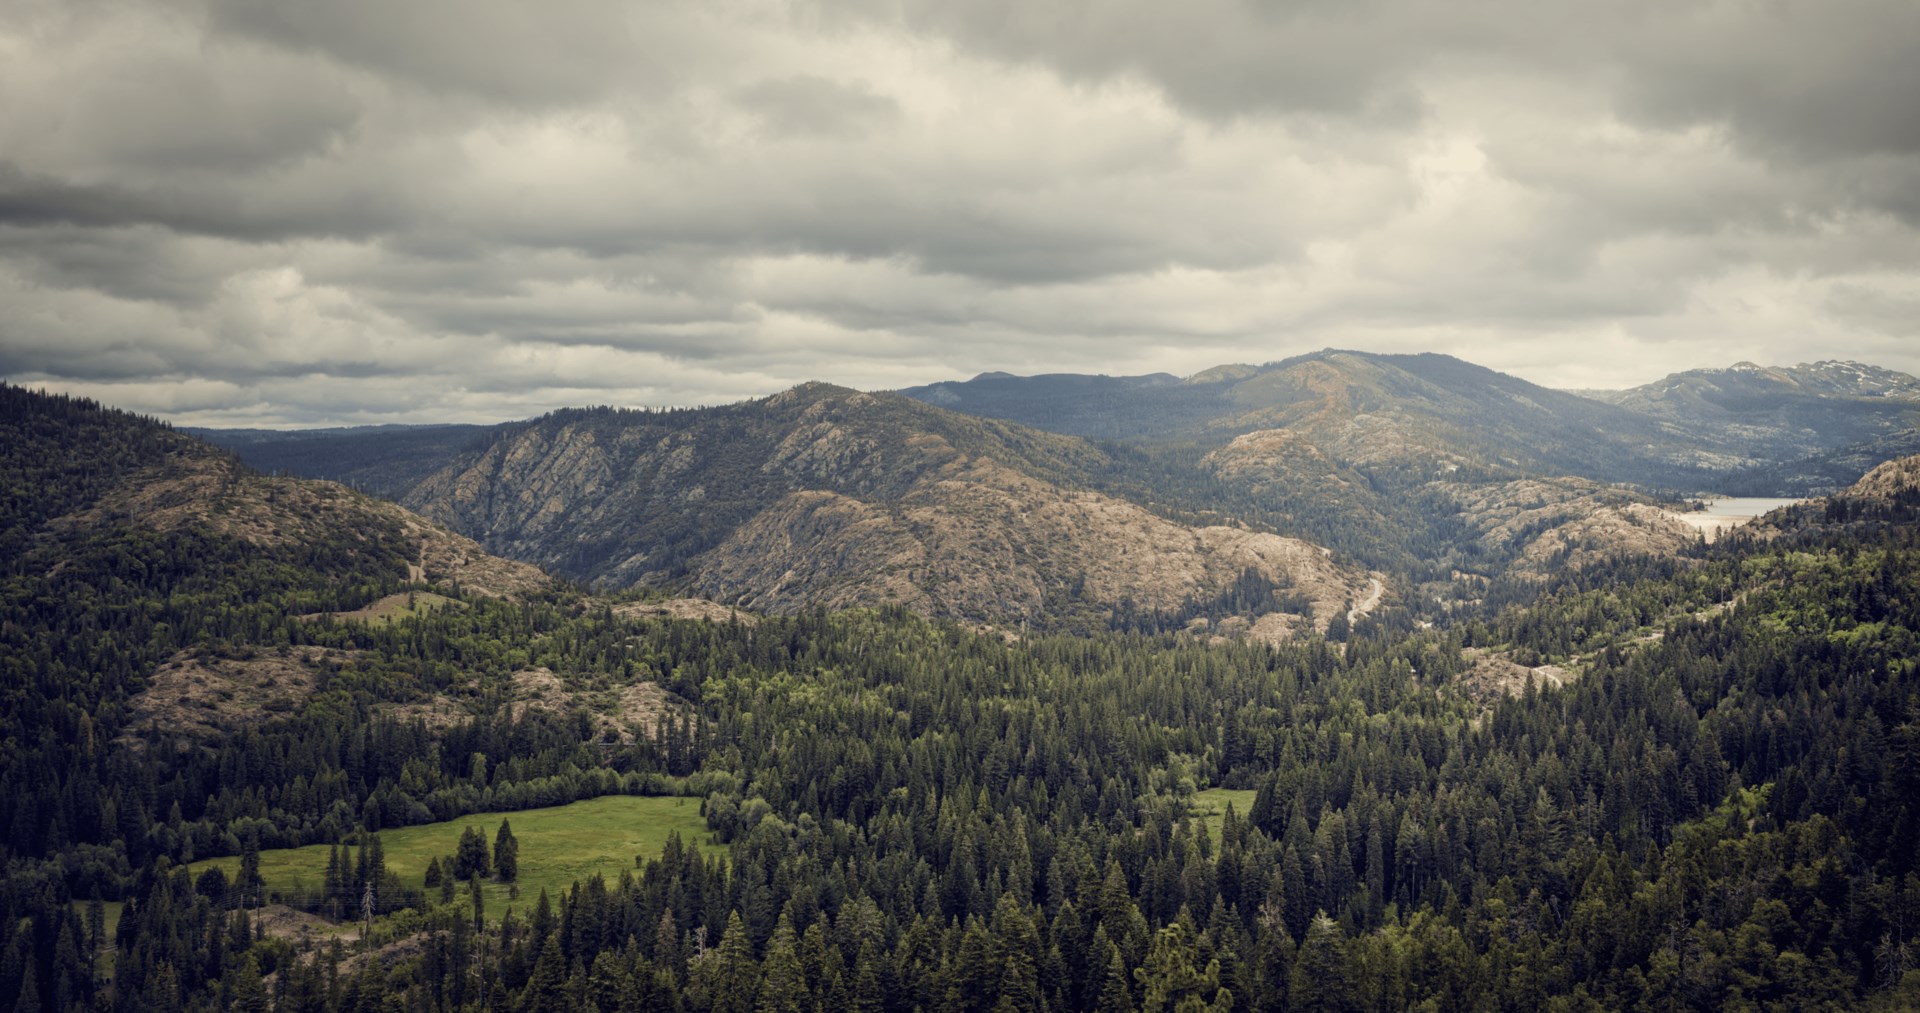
[85,891,106,971]
[470,875,486,934]
[653,909,681,977]
[12,958,40,1013]
[227,954,269,1013]
[1134,920,1214,1013]
[530,889,555,950]
[756,913,805,1013]
[587,950,630,1013]
[712,911,758,1013]
[324,844,345,919]
[850,942,886,1013]
[991,894,1044,1013]
[238,833,264,909]
[522,937,567,1013]
[1095,941,1136,1013]
[494,819,519,883]
[1290,913,1355,1013]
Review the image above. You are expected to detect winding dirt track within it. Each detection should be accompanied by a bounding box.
[1348,576,1384,624]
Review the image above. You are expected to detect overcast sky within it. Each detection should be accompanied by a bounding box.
[3,0,1917,426]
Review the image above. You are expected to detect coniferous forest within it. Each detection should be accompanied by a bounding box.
[4,384,1920,1011]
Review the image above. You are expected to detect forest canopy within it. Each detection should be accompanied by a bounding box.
[2,384,1918,1011]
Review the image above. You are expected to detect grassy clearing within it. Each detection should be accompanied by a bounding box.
[305,591,463,627]
[1192,787,1258,842]
[68,900,124,981]
[297,587,466,625]
[190,795,719,922]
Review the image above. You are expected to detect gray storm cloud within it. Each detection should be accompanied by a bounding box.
[0,0,1914,425]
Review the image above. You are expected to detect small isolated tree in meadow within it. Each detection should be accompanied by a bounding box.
[454,825,490,881]
[236,834,265,909]
[494,819,519,883]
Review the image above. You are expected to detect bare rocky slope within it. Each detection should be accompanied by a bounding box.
[2,384,615,751]
[51,435,552,599]
[401,383,1372,630]
[191,353,1920,616]
[1840,453,1920,500]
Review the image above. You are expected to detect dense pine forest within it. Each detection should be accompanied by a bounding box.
[4,385,1920,1011]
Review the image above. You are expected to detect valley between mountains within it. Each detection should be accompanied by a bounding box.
[8,350,1920,1012]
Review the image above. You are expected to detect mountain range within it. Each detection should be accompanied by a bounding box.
[15,376,1920,1013]
[182,350,1920,632]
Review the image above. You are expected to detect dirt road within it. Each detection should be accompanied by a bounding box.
[1348,576,1384,624]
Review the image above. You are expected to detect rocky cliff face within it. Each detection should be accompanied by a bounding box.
[403,384,1371,630]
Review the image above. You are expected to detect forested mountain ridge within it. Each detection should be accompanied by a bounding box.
[1838,452,1920,500]
[398,382,1372,632]
[903,351,1920,497]
[184,423,490,499]
[0,386,549,602]
[0,384,705,876]
[1,384,565,843]
[184,354,1745,620]
[185,354,1920,616]
[904,349,1718,482]
[1579,359,1920,476]
[889,352,1920,581]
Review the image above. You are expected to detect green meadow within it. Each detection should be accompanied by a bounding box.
[190,794,720,922]
[1191,787,1257,842]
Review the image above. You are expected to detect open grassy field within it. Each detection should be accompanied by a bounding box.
[1191,787,1258,841]
[189,794,719,922]
[305,590,463,627]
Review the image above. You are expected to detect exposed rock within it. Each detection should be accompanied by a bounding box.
[120,647,355,746]
[1458,648,1576,703]
[507,667,686,743]
[611,598,757,625]
[690,455,1368,627]
[51,448,551,599]
[1438,478,1699,576]
[405,385,1368,629]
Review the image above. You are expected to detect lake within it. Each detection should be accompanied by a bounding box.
[1670,497,1805,541]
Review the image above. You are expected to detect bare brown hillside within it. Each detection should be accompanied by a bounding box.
[53,449,550,599]
[404,384,1371,630]
[691,455,1366,627]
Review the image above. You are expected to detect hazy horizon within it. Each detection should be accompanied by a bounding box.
[81,350,1897,431]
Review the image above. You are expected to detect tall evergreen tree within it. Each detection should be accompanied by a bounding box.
[494,819,520,883]
[522,937,567,1013]
[756,913,805,1013]
[1290,914,1355,1013]
[1095,942,1136,1013]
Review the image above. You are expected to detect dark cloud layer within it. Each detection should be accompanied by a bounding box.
[1,0,1915,425]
